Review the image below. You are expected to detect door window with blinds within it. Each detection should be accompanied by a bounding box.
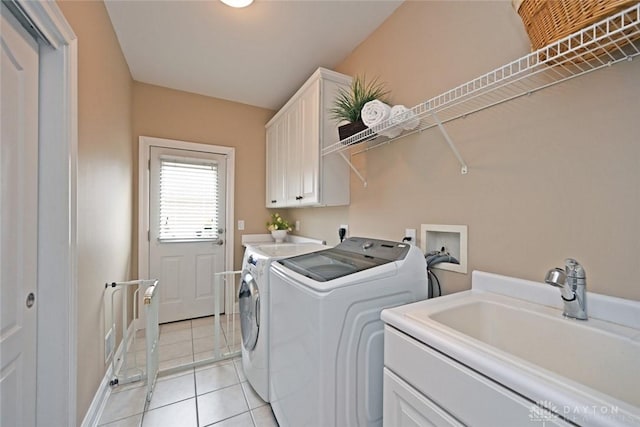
[158,156,220,241]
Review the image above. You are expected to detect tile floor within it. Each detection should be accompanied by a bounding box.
[98,315,278,427]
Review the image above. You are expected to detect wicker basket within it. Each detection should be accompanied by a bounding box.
[514,0,638,50]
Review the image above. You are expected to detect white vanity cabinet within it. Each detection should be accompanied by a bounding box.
[265,68,351,208]
[383,327,573,427]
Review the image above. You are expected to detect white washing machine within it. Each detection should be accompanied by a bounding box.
[269,237,429,427]
[238,242,327,402]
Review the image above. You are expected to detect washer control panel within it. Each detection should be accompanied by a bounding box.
[337,237,410,261]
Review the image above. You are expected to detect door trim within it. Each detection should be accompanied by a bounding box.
[10,1,79,425]
[138,136,236,317]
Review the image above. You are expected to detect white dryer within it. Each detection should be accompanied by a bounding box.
[239,242,327,402]
[269,237,429,427]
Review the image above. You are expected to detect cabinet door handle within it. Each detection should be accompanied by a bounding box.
[271,200,277,203]
[296,196,303,200]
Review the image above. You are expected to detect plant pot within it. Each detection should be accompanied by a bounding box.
[338,119,368,142]
[271,230,288,243]
[338,119,378,145]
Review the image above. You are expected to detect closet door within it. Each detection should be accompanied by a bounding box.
[1,5,39,426]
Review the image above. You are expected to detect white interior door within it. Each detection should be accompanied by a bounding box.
[1,4,39,426]
[149,146,227,323]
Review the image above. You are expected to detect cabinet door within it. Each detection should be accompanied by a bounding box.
[285,99,302,205]
[265,117,286,207]
[298,79,320,205]
[384,368,463,427]
[265,125,277,207]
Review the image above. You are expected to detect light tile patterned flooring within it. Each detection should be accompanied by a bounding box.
[98,315,278,427]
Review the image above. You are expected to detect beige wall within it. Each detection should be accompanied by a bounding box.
[132,82,274,272]
[291,1,640,301]
[57,1,134,424]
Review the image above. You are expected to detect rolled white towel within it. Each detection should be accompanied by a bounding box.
[390,105,419,130]
[361,99,391,128]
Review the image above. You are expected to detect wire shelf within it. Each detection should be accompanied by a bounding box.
[322,3,640,160]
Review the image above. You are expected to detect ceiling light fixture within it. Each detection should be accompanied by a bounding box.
[220,0,254,8]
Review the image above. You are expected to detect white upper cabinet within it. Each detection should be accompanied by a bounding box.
[266,68,351,208]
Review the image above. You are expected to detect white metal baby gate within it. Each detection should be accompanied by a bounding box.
[103,279,159,404]
[143,281,160,404]
[103,271,241,406]
[210,270,242,362]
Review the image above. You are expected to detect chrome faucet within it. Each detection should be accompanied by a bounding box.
[545,258,587,320]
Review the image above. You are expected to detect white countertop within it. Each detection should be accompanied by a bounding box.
[241,233,326,247]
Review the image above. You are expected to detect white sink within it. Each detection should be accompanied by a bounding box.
[382,271,640,426]
[408,296,640,408]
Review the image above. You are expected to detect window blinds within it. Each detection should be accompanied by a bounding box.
[158,157,219,241]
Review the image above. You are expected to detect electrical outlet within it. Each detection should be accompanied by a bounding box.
[295,220,301,231]
[405,228,416,245]
[237,220,245,231]
[338,224,349,242]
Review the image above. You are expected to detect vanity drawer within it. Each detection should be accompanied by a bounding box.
[384,367,464,427]
[384,326,572,427]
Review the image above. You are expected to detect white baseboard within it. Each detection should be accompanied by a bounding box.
[80,362,113,427]
[81,321,138,427]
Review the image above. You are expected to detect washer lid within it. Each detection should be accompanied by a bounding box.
[277,237,410,282]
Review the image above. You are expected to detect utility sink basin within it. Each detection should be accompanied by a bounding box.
[381,271,640,426]
[407,296,640,408]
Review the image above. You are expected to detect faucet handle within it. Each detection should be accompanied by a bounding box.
[564,258,586,279]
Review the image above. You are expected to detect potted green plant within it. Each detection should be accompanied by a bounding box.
[266,213,292,243]
[330,75,390,142]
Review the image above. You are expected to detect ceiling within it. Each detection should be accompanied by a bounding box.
[105,0,403,111]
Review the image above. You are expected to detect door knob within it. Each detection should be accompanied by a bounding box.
[215,239,224,246]
[26,292,35,308]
